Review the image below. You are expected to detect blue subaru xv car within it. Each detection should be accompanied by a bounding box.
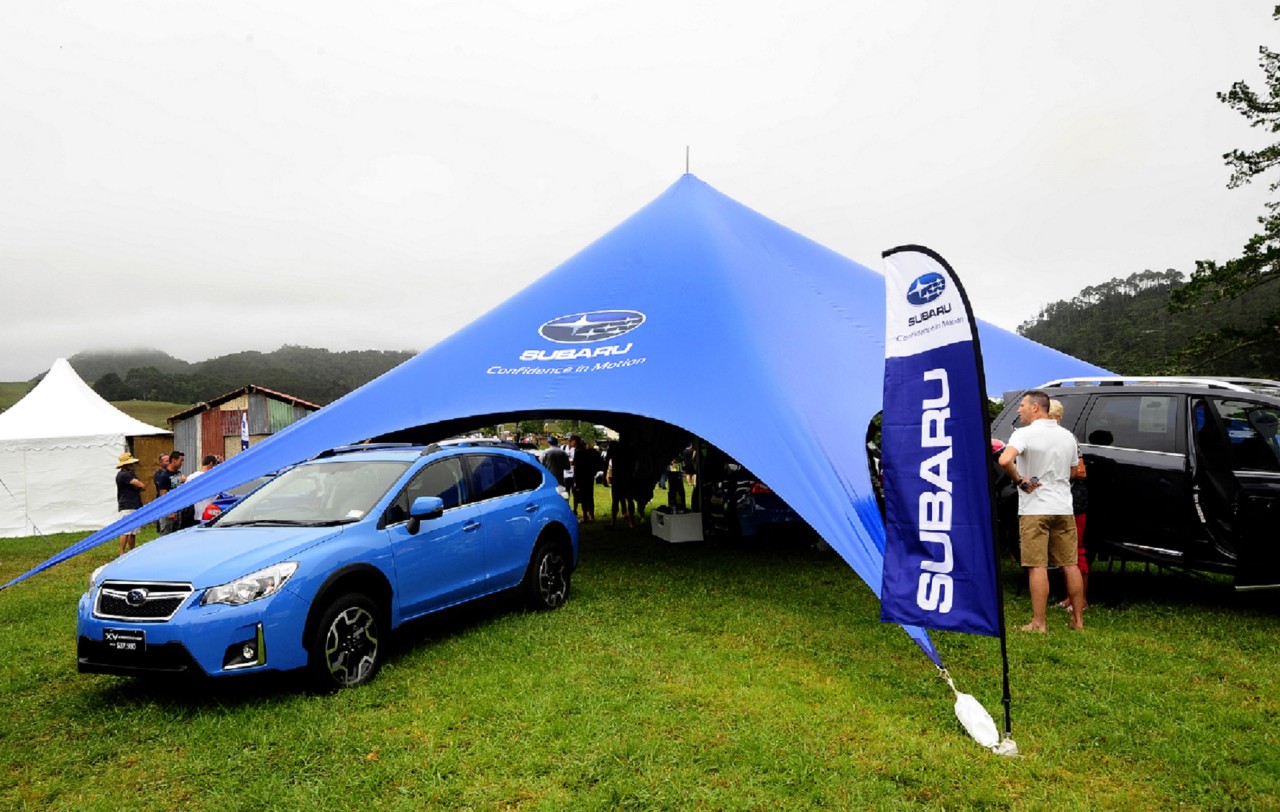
[77,442,579,689]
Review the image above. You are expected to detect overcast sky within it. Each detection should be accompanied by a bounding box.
[2,1,1274,381]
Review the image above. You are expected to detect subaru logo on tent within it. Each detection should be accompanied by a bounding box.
[539,310,646,344]
[905,273,946,306]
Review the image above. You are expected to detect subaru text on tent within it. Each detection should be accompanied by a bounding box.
[77,442,579,689]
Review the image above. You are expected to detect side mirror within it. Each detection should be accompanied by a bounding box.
[405,496,445,535]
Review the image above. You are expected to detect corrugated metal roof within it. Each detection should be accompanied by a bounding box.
[166,385,321,424]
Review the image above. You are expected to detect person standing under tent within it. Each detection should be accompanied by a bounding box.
[606,435,636,528]
[564,437,577,514]
[997,389,1085,633]
[541,437,570,487]
[666,454,686,510]
[570,435,602,522]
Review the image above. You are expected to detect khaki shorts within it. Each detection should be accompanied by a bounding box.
[1019,514,1078,568]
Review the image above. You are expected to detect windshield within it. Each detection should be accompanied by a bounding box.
[225,474,276,498]
[217,459,412,527]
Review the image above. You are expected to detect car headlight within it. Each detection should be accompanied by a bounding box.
[201,562,299,607]
[88,564,108,592]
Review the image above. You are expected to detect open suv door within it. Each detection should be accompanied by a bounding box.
[991,377,1280,591]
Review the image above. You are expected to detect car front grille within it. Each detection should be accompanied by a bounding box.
[95,581,194,622]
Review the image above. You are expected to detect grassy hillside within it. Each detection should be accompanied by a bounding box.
[67,346,413,406]
[0,382,29,413]
[110,400,192,428]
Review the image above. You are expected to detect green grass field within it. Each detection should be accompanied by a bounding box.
[0,493,1277,810]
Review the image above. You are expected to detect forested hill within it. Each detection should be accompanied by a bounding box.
[61,346,416,406]
[1015,269,1280,378]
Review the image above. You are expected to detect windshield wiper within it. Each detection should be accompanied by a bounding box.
[291,518,359,527]
[217,519,312,527]
[217,518,357,528]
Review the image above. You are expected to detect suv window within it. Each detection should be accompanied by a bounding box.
[1052,393,1088,432]
[466,454,525,502]
[1083,394,1177,453]
[1205,398,1280,472]
[1007,392,1088,430]
[384,457,466,525]
[512,459,545,492]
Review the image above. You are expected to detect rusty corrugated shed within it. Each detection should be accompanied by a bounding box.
[171,417,198,478]
[267,398,296,433]
[220,409,244,438]
[247,393,270,435]
[164,385,319,464]
[200,410,222,461]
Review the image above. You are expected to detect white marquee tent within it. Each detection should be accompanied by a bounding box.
[0,359,170,538]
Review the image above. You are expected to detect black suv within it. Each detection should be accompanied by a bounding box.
[991,377,1280,590]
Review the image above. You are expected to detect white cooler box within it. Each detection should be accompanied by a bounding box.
[650,509,703,543]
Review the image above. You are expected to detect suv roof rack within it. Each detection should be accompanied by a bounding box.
[420,438,521,456]
[313,442,416,459]
[1037,376,1261,392]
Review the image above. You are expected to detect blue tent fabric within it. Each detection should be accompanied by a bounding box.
[4,175,1109,664]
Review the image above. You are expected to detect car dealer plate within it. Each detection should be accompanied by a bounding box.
[104,628,145,655]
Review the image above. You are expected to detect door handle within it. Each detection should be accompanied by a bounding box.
[525,504,539,514]
[463,521,481,532]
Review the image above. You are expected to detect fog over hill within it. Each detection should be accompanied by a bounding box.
[25,346,416,407]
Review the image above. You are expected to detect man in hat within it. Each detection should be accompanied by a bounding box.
[540,436,570,487]
[115,451,146,555]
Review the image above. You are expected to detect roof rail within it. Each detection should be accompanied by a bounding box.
[417,439,521,456]
[313,442,416,459]
[1188,376,1280,391]
[1036,376,1256,392]
[438,438,519,449]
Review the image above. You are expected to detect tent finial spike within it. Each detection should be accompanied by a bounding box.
[686,145,690,174]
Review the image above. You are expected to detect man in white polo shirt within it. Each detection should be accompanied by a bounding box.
[998,389,1085,632]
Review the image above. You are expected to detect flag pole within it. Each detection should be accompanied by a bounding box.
[952,253,1017,750]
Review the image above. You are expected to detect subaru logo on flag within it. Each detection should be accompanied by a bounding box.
[539,310,646,344]
[905,273,946,306]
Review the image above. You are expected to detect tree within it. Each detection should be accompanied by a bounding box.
[92,372,131,401]
[1168,6,1280,375]
[1019,269,1191,374]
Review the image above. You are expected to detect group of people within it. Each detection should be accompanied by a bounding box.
[113,449,222,555]
[540,434,649,527]
[998,389,1089,632]
[539,434,605,522]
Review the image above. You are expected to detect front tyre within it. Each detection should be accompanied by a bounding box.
[309,593,383,690]
[523,542,572,611]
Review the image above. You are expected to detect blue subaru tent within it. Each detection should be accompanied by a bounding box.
[5,175,1107,660]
